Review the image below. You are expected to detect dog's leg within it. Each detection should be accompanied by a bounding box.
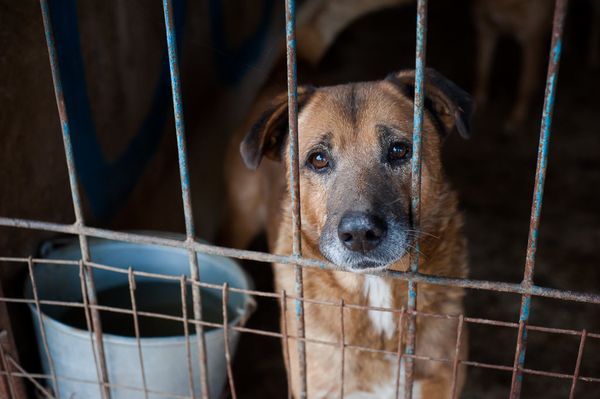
[474,18,498,109]
[506,32,544,131]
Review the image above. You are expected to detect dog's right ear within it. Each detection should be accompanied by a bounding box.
[240,86,315,170]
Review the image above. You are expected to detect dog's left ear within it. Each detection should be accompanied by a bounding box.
[240,86,316,170]
[386,68,473,139]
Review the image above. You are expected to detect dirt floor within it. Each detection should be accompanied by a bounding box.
[229,1,600,398]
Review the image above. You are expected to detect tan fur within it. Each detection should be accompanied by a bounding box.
[473,0,554,130]
[222,75,470,398]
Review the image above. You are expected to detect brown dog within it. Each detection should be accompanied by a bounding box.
[473,0,554,131]
[222,69,472,398]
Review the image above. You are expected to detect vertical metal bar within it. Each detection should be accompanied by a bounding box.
[279,290,293,399]
[27,258,59,397]
[161,1,210,398]
[450,315,465,399]
[79,262,104,397]
[180,276,197,399]
[284,0,308,397]
[405,1,428,398]
[0,333,17,399]
[5,355,53,399]
[339,299,345,399]
[127,269,149,399]
[394,307,406,399]
[39,2,111,397]
[509,1,568,397]
[221,284,237,399]
[568,330,587,399]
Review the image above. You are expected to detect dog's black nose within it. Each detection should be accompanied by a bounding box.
[338,212,387,253]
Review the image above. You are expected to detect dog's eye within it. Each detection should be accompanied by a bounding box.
[387,142,410,163]
[308,151,330,171]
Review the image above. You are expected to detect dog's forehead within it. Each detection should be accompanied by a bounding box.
[298,81,415,150]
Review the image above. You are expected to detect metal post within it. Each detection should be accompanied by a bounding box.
[39,1,111,397]
[509,1,569,397]
[405,1,428,398]
[284,0,308,397]
[161,0,210,397]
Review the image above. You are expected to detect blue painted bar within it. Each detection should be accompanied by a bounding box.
[509,1,568,397]
[405,1,428,398]
[162,0,209,398]
[39,1,111,397]
[284,0,308,397]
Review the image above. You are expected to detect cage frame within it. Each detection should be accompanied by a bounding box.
[2,0,597,398]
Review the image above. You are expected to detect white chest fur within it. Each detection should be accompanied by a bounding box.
[341,358,422,399]
[363,275,395,339]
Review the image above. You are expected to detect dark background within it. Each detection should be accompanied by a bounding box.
[233,1,600,398]
[1,0,599,398]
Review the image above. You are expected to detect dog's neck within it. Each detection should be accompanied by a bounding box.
[273,186,467,339]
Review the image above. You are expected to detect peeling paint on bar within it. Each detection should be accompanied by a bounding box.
[39,1,111,397]
[162,1,210,398]
[510,1,569,397]
[405,1,428,398]
[284,0,308,397]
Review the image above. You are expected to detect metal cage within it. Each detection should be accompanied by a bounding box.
[2,0,598,398]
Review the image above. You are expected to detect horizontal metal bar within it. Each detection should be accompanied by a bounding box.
[3,217,600,304]
[0,363,192,399]
[4,346,599,389]
[10,293,600,342]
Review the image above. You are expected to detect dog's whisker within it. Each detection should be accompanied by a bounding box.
[404,229,440,240]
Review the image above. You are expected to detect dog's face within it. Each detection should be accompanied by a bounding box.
[241,69,472,271]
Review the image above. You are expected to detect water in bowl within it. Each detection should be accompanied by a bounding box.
[58,281,234,338]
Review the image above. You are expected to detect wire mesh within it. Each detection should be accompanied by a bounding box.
[0,0,597,398]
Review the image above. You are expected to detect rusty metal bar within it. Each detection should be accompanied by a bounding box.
[509,1,568,397]
[127,268,149,399]
[3,224,600,305]
[279,290,293,399]
[161,0,210,397]
[0,332,17,399]
[6,273,600,340]
[284,0,308,397]
[450,315,465,399]
[568,330,587,399]
[394,307,406,399]
[339,299,346,399]
[78,262,104,397]
[38,1,111,397]
[405,1,428,397]
[221,283,237,399]
[180,276,197,399]
[0,365,194,399]
[3,352,600,395]
[27,258,59,397]
[5,355,53,399]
